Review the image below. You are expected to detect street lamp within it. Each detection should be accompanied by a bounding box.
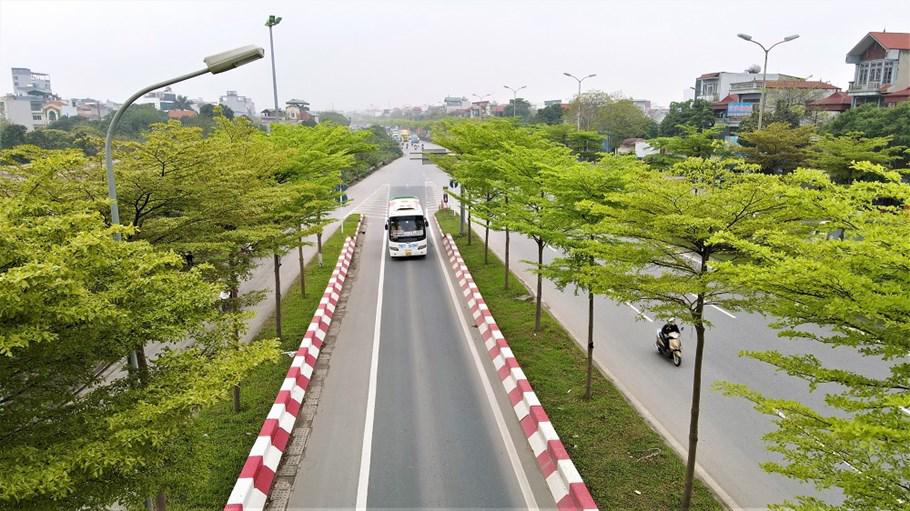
[503,84,527,118]
[266,15,283,111]
[737,33,799,129]
[472,92,492,118]
[102,45,264,367]
[563,72,596,130]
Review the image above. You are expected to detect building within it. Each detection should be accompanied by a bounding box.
[444,96,469,113]
[711,79,841,128]
[219,90,257,118]
[470,100,491,118]
[694,71,799,102]
[167,109,197,120]
[0,94,41,130]
[845,31,910,106]
[135,86,177,111]
[285,99,311,122]
[11,67,52,97]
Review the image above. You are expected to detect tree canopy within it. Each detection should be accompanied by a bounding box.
[658,99,715,136]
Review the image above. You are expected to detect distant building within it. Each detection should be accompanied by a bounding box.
[695,71,799,102]
[0,94,41,130]
[135,86,177,111]
[11,67,52,97]
[167,109,197,120]
[632,99,651,113]
[845,31,910,106]
[219,90,257,118]
[543,99,563,107]
[444,96,469,113]
[470,101,491,118]
[286,99,313,122]
[711,79,841,128]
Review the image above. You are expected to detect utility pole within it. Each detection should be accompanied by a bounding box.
[737,33,800,129]
[503,84,527,119]
[563,72,596,130]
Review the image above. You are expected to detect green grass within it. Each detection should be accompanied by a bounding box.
[436,211,724,511]
[167,214,361,510]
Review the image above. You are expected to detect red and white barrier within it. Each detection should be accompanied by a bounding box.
[225,215,364,511]
[436,217,598,511]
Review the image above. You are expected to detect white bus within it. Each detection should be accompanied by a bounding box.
[385,196,429,257]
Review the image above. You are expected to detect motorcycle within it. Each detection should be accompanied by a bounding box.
[656,328,683,367]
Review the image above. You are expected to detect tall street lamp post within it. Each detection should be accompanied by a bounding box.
[103,45,264,369]
[737,33,800,129]
[503,84,527,118]
[266,15,283,111]
[563,72,596,130]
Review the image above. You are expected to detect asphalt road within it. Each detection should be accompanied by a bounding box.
[286,149,554,509]
[419,143,890,509]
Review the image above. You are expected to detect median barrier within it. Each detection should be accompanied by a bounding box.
[224,215,364,511]
[435,216,598,511]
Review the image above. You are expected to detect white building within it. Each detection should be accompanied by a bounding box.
[444,96,470,113]
[11,67,52,97]
[219,90,257,118]
[0,94,47,131]
[694,71,799,102]
[135,87,178,111]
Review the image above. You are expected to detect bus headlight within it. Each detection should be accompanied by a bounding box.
[389,245,399,251]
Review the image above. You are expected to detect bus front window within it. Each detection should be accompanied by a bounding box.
[388,216,425,242]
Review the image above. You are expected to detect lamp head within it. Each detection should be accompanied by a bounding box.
[266,15,282,27]
[204,45,265,74]
[586,73,597,79]
[737,33,753,41]
[563,72,572,77]
[784,34,800,41]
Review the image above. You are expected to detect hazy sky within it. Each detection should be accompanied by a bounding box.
[1,0,908,112]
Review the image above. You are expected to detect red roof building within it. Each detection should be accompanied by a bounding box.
[846,31,910,106]
[807,91,853,112]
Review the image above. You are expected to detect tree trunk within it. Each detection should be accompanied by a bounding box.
[316,230,324,268]
[154,490,166,511]
[232,384,241,412]
[681,302,706,511]
[534,241,543,332]
[297,229,306,298]
[274,252,282,339]
[467,200,472,245]
[484,218,490,265]
[504,196,510,290]
[135,344,149,386]
[585,291,594,401]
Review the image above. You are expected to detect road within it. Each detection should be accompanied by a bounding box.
[285,148,555,509]
[418,143,890,509]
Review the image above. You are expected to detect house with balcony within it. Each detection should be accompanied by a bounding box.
[695,71,799,102]
[846,31,910,106]
[710,79,840,130]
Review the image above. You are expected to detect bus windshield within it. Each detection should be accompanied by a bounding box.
[388,215,425,242]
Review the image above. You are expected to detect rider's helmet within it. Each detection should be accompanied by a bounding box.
[668,318,676,325]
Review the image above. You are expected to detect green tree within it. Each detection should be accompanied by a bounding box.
[534,103,564,125]
[319,111,351,126]
[659,99,715,136]
[738,122,813,174]
[584,157,804,509]
[647,125,729,168]
[200,103,234,119]
[102,104,168,138]
[503,98,532,120]
[539,124,604,161]
[826,102,910,166]
[542,154,632,399]
[24,128,75,150]
[597,99,653,148]
[173,95,193,110]
[807,132,904,184]
[0,122,27,148]
[738,99,803,131]
[716,164,910,511]
[565,90,612,131]
[0,152,278,509]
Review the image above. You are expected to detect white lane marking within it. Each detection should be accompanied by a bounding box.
[625,302,654,322]
[429,222,539,510]
[685,293,737,319]
[355,196,390,510]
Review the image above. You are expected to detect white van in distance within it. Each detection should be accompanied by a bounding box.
[385,196,429,257]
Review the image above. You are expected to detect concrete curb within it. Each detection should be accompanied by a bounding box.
[436,217,598,511]
[224,215,364,511]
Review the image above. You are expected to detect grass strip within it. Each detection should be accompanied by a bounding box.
[436,211,724,511]
[167,214,361,510]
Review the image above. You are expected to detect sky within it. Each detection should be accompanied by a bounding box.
[1,0,909,113]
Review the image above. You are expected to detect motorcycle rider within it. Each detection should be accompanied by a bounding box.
[659,318,680,350]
